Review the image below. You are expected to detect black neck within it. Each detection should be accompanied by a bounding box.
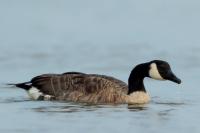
[128,63,149,95]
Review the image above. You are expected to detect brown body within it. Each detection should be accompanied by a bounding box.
[31,72,128,104]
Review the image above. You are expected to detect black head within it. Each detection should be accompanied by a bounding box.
[148,60,181,84]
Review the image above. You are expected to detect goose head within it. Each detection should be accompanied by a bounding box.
[148,60,181,84]
[128,60,181,94]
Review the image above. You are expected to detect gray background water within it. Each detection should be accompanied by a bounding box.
[0,0,199,133]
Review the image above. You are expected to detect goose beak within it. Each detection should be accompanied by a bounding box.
[167,71,181,84]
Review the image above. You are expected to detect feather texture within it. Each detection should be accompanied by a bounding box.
[30,72,128,104]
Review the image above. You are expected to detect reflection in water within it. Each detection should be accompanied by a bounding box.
[127,104,148,112]
[32,103,101,113]
[0,95,185,114]
[28,99,133,113]
[157,109,175,117]
[151,97,186,106]
[32,103,149,113]
[33,105,84,113]
[0,98,31,103]
[153,101,186,106]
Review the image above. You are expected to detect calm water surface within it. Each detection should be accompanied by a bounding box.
[0,1,200,133]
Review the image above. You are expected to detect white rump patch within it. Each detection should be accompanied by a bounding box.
[149,63,164,80]
[27,87,54,100]
[28,87,43,100]
[128,91,150,104]
[43,95,53,100]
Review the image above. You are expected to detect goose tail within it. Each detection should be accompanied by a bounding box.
[7,82,32,90]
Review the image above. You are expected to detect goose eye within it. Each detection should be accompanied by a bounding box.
[158,63,170,71]
[156,63,172,78]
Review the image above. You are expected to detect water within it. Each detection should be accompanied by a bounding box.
[0,0,200,133]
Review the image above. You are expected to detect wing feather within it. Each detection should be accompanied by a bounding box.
[30,72,128,103]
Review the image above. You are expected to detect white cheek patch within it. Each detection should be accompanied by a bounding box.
[149,63,164,80]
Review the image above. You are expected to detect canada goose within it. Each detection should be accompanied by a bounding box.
[10,60,181,104]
